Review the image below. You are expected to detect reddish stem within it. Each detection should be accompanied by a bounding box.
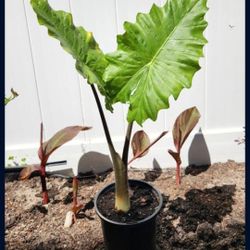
[72,176,78,208]
[40,165,49,204]
[176,162,181,186]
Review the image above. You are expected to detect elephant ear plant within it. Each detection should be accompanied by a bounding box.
[30,0,208,214]
[19,124,91,204]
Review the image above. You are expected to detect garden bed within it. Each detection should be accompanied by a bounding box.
[5,160,245,250]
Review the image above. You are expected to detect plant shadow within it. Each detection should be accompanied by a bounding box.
[186,128,211,176]
[143,159,162,182]
[77,151,113,175]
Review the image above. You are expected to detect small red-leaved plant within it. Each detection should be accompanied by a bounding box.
[128,107,200,187]
[19,123,91,204]
[168,106,201,185]
[129,130,168,165]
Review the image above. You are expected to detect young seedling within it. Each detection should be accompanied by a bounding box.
[168,106,201,185]
[30,0,208,212]
[64,176,83,228]
[5,88,18,105]
[19,123,91,204]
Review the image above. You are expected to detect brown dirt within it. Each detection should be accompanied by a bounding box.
[5,160,245,250]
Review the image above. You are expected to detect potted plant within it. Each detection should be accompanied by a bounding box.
[29,0,208,249]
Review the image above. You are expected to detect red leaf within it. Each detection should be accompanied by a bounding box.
[168,149,181,165]
[172,107,200,152]
[129,131,168,164]
[131,130,150,158]
[19,164,41,180]
[40,126,92,160]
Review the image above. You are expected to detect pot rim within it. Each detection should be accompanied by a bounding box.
[94,179,163,226]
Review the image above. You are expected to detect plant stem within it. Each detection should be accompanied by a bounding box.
[90,84,115,153]
[72,176,78,208]
[40,122,43,148]
[90,84,130,212]
[122,122,133,165]
[39,123,49,204]
[40,165,49,204]
[176,162,181,186]
[113,151,130,212]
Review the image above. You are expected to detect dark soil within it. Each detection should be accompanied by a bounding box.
[185,164,210,176]
[156,184,245,250]
[144,170,162,182]
[167,185,236,232]
[97,183,159,223]
[5,160,245,249]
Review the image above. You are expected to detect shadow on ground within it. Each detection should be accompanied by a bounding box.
[144,159,163,182]
[185,129,212,176]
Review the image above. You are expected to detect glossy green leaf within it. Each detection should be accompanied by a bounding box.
[104,0,208,125]
[172,106,200,152]
[30,0,112,110]
[41,126,91,159]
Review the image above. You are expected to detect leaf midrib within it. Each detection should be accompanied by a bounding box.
[146,1,199,70]
[115,0,200,100]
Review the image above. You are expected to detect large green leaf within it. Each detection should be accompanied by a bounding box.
[30,0,112,110]
[104,0,208,125]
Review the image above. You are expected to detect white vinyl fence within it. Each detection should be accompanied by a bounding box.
[5,0,245,174]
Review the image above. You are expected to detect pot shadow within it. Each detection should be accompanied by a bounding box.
[185,128,211,176]
[143,159,163,182]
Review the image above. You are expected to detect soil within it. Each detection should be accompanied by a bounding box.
[97,182,159,223]
[5,160,245,250]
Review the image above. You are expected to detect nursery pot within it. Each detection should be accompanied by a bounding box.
[94,179,163,250]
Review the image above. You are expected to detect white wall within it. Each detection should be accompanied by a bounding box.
[5,0,245,173]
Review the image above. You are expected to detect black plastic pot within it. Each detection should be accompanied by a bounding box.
[94,179,163,250]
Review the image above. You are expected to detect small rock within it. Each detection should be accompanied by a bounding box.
[64,211,74,228]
